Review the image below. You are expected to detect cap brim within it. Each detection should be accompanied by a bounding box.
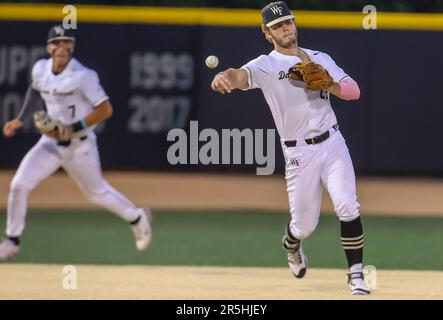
[47,36,75,43]
[266,15,295,27]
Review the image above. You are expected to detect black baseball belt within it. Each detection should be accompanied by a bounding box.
[57,135,88,147]
[284,124,339,148]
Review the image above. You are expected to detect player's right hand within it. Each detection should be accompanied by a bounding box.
[211,72,233,94]
[3,119,23,138]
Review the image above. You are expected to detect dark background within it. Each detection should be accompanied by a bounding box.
[2,0,442,13]
[0,20,442,175]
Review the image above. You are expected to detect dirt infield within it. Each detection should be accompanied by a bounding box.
[1,171,442,300]
[0,264,442,300]
[1,170,443,216]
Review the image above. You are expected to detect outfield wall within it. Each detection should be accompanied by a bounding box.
[0,5,442,175]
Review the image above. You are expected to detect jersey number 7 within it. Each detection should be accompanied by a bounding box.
[68,105,76,118]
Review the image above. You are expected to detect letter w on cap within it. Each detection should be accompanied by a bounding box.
[270,6,283,15]
[54,26,65,35]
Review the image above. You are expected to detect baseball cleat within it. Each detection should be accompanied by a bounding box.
[0,239,20,262]
[287,245,308,279]
[347,272,371,295]
[131,208,153,251]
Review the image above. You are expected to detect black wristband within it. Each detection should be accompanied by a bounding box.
[71,119,88,133]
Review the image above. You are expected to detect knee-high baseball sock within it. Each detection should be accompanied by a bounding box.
[341,216,364,269]
[282,222,301,253]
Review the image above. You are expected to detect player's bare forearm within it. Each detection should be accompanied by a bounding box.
[2,119,24,138]
[68,100,112,136]
[84,100,113,126]
[211,68,249,94]
[329,78,361,101]
[224,68,249,90]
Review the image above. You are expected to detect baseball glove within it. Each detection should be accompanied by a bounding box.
[288,61,334,91]
[33,110,72,141]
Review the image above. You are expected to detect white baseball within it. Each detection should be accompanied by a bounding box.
[205,55,219,69]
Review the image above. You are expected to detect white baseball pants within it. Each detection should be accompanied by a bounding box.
[6,134,142,237]
[283,130,360,240]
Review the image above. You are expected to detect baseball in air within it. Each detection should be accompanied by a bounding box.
[205,55,219,69]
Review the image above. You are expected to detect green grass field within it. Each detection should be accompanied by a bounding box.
[0,210,442,270]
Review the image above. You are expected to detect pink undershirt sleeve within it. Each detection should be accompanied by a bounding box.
[335,78,361,100]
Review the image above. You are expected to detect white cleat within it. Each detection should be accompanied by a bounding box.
[348,272,371,295]
[131,208,153,251]
[287,245,308,279]
[0,239,20,262]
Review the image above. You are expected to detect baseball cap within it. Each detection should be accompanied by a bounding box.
[47,25,75,43]
[262,1,295,27]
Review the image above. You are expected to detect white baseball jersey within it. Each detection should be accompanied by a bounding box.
[242,48,349,140]
[31,57,109,137]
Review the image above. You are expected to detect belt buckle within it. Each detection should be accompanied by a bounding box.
[309,137,317,145]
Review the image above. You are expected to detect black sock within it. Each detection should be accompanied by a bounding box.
[341,216,364,268]
[282,221,300,253]
[129,215,141,225]
[7,236,20,246]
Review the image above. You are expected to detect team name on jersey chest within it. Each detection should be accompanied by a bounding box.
[278,71,291,80]
[36,74,76,96]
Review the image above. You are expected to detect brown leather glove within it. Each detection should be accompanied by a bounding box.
[289,61,334,91]
[33,111,73,141]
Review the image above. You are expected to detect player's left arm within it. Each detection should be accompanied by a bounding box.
[59,70,112,137]
[328,78,361,101]
[82,100,113,127]
[73,69,111,130]
[322,53,360,101]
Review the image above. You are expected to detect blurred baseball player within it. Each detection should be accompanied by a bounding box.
[211,2,369,295]
[0,25,152,262]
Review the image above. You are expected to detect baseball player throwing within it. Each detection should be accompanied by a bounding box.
[0,25,152,261]
[211,1,369,295]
